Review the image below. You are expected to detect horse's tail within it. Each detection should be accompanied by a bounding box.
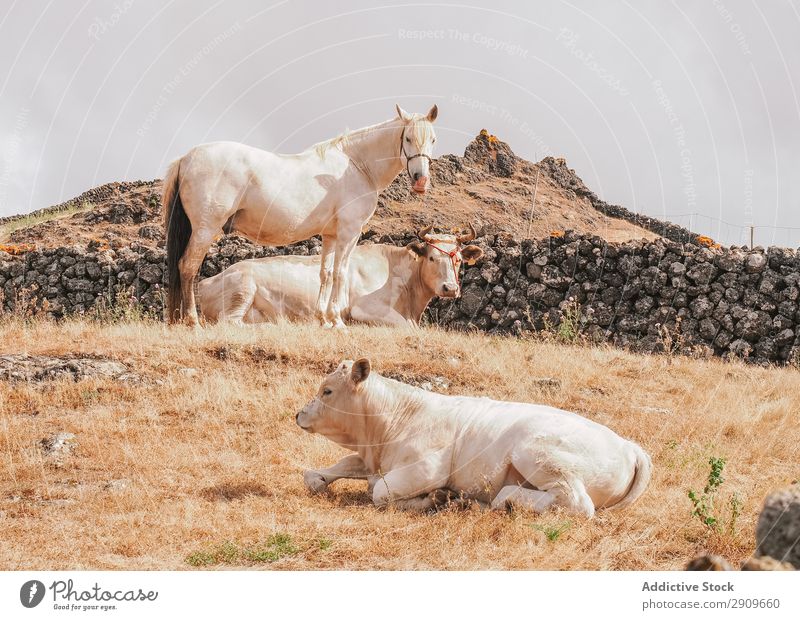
[163,157,190,323]
[609,443,652,511]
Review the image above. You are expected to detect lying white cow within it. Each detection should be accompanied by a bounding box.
[198,225,483,326]
[296,359,652,516]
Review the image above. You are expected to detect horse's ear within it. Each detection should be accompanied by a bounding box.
[426,104,438,123]
[396,104,412,122]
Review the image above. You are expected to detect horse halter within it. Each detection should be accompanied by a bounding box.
[399,126,432,182]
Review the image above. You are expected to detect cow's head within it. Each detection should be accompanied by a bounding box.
[396,104,438,194]
[296,359,372,443]
[406,223,484,298]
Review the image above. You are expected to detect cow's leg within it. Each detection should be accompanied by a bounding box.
[178,229,214,327]
[349,298,414,327]
[315,236,335,327]
[218,276,256,326]
[491,486,557,512]
[507,451,596,517]
[325,234,359,329]
[371,466,448,512]
[547,478,595,517]
[303,454,370,494]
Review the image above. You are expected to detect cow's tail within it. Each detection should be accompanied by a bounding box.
[609,443,652,511]
[163,157,190,323]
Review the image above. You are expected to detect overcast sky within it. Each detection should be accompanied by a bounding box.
[1,0,798,246]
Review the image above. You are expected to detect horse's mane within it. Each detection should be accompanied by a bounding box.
[310,114,430,160]
[312,132,351,158]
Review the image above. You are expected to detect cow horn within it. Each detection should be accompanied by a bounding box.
[457,223,476,243]
[417,224,434,241]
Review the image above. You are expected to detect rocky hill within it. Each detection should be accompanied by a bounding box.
[0,130,691,250]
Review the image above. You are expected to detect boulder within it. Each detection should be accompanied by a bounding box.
[756,485,800,569]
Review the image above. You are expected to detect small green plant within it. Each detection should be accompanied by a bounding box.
[88,287,160,324]
[185,550,215,567]
[727,492,742,537]
[657,316,685,358]
[556,298,582,343]
[531,520,571,542]
[688,456,726,531]
[184,533,299,567]
[318,537,333,551]
[244,534,299,563]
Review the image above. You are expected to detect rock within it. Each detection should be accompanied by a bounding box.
[741,556,795,571]
[745,253,768,274]
[689,296,714,319]
[756,486,800,568]
[685,555,733,571]
[0,355,128,381]
[137,225,162,240]
[687,262,717,285]
[458,284,486,318]
[137,263,162,284]
[463,130,518,177]
[531,377,561,391]
[480,262,502,285]
[39,432,76,457]
[103,479,130,492]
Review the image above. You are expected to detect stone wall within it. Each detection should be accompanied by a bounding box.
[2,231,798,365]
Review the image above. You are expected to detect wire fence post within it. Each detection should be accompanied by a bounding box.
[750,226,754,249]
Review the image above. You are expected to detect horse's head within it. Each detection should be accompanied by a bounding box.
[396,104,438,194]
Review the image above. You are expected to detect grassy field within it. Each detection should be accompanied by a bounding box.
[0,318,797,570]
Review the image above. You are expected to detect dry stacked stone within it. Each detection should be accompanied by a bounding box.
[2,229,799,365]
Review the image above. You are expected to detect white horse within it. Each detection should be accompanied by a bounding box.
[162,104,438,327]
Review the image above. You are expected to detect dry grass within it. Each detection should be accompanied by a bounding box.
[0,318,797,570]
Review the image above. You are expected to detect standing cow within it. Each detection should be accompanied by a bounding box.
[296,358,652,516]
[197,225,483,327]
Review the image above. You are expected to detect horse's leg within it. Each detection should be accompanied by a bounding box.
[315,236,335,327]
[326,234,359,328]
[178,229,214,327]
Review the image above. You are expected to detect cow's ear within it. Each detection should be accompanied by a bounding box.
[406,241,427,258]
[461,245,484,266]
[351,358,371,385]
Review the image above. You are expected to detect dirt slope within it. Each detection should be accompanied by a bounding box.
[1,131,661,251]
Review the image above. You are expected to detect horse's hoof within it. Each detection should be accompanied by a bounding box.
[321,321,334,330]
[331,319,347,330]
